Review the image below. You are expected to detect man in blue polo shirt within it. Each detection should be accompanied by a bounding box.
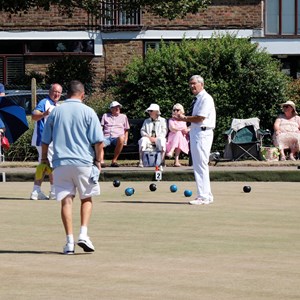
[42,80,104,254]
[30,83,63,200]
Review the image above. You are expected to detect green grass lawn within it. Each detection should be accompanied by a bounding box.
[0,181,300,299]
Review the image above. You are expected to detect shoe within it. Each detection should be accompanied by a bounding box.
[166,152,174,158]
[77,236,95,252]
[280,156,286,161]
[138,162,144,168]
[49,192,56,200]
[289,155,296,161]
[110,162,119,167]
[173,163,181,167]
[100,163,107,168]
[63,242,75,255]
[30,190,49,200]
[189,198,212,205]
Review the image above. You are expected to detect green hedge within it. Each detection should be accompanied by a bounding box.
[104,34,292,151]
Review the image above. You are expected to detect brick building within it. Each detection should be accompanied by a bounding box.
[0,0,299,87]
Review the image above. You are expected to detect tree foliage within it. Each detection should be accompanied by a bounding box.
[45,56,96,94]
[0,0,211,20]
[104,34,292,151]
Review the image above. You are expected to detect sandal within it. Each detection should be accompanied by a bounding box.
[280,156,286,161]
[173,163,181,167]
[289,155,296,161]
[110,162,119,167]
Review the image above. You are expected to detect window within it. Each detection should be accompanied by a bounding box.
[0,56,24,85]
[26,40,94,54]
[144,41,181,54]
[100,1,141,28]
[265,0,300,35]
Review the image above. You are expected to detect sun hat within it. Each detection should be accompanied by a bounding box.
[281,100,298,114]
[145,103,161,115]
[110,101,122,109]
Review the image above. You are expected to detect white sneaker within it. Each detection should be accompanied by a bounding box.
[138,162,144,168]
[189,198,212,205]
[77,236,95,252]
[49,192,56,200]
[63,243,75,255]
[30,190,49,200]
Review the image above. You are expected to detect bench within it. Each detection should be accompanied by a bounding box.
[102,118,144,160]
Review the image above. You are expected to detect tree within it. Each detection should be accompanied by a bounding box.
[45,56,96,94]
[104,34,291,151]
[0,0,211,20]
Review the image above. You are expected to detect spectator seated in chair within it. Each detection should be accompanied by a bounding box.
[166,103,190,167]
[138,103,167,168]
[100,101,130,167]
[273,100,300,161]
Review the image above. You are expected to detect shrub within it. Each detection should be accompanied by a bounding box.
[105,34,291,151]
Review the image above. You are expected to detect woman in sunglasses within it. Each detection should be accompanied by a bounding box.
[166,103,190,166]
[273,100,300,161]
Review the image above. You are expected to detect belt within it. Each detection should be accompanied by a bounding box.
[200,127,213,131]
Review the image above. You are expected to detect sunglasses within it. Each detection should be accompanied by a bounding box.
[283,105,291,109]
[173,109,180,112]
[148,110,153,113]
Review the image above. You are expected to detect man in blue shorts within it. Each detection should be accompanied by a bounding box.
[42,80,104,254]
[100,101,130,167]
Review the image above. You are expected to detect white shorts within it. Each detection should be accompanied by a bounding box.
[36,144,54,167]
[53,165,100,201]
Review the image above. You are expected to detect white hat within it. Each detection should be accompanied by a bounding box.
[281,100,298,114]
[145,103,161,115]
[110,101,122,109]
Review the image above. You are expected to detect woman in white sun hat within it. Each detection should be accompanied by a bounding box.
[138,103,167,167]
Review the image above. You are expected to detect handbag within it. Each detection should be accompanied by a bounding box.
[1,136,10,151]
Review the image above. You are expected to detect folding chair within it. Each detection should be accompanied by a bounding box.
[224,117,270,161]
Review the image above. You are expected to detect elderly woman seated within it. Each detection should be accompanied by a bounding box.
[166,103,190,167]
[273,100,300,161]
[138,104,167,167]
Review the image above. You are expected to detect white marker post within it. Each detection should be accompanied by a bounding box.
[155,165,162,181]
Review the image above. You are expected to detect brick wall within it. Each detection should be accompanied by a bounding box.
[142,0,262,29]
[0,1,262,30]
[0,1,262,86]
[0,6,89,30]
[103,40,143,77]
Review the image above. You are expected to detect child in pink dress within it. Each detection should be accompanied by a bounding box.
[166,103,190,166]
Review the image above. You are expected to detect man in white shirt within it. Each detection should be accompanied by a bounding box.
[175,75,216,205]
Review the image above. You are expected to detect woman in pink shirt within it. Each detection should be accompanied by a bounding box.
[166,103,189,166]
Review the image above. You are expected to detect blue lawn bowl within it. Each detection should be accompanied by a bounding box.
[125,187,134,196]
[170,184,178,193]
[184,190,193,197]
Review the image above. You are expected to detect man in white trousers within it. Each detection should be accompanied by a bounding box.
[175,75,216,205]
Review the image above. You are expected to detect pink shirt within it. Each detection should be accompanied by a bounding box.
[101,113,130,138]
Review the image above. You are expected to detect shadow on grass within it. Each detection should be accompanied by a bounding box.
[105,200,189,205]
[0,197,31,200]
[0,250,91,255]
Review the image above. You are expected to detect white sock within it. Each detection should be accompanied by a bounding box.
[79,226,88,238]
[33,185,41,192]
[66,234,74,244]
